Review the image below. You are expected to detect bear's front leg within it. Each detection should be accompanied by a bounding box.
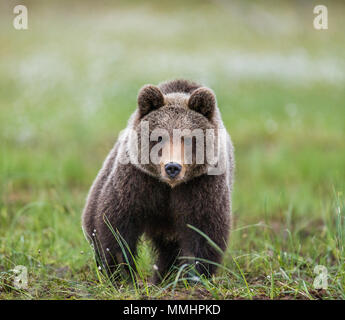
[175,176,231,279]
[91,215,143,281]
[151,236,181,284]
[179,223,228,279]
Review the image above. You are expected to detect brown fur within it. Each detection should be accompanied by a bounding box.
[82,79,235,283]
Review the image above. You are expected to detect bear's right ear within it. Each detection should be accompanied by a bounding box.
[137,85,165,117]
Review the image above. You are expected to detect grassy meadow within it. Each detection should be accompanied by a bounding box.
[0,0,345,299]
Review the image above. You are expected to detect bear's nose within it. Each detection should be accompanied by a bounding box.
[165,162,182,178]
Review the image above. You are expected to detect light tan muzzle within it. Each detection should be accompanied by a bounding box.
[160,140,186,186]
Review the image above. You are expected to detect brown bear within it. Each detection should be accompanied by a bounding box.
[82,79,235,283]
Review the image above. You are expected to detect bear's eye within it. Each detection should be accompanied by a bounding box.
[157,136,163,142]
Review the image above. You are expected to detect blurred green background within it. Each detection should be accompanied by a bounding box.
[0,0,345,299]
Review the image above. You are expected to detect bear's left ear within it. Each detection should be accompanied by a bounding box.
[137,85,165,117]
[188,87,216,120]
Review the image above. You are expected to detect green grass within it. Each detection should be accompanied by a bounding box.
[1,0,345,299]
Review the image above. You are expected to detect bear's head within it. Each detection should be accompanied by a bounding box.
[131,82,220,188]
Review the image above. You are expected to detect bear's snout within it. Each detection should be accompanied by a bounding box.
[165,162,182,178]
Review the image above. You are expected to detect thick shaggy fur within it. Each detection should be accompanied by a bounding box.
[82,79,235,283]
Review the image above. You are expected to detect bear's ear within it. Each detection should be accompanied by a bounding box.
[137,85,165,117]
[188,87,216,120]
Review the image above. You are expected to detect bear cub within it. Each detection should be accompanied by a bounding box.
[82,79,235,283]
